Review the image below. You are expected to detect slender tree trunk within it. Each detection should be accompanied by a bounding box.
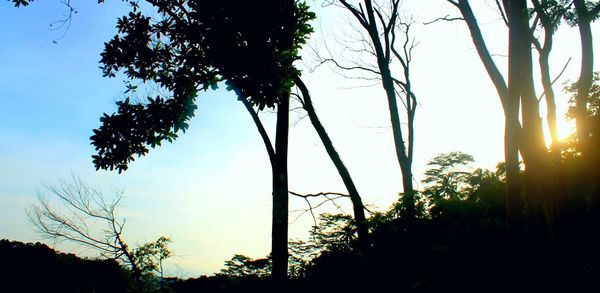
[364,0,415,218]
[339,0,416,218]
[271,94,290,283]
[573,0,599,214]
[574,0,594,153]
[536,27,560,151]
[294,76,369,252]
[455,0,509,110]
[504,0,525,236]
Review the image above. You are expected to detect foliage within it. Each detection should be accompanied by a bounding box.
[563,71,600,157]
[422,151,475,201]
[219,254,271,279]
[287,239,319,279]
[309,213,356,253]
[386,191,429,219]
[530,0,569,31]
[9,0,107,7]
[132,236,172,276]
[562,0,600,25]
[565,71,600,120]
[91,0,315,172]
[10,0,31,6]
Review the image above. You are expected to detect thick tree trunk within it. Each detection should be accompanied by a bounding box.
[506,0,555,244]
[456,0,554,228]
[271,94,290,283]
[454,0,524,225]
[294,76,369,252]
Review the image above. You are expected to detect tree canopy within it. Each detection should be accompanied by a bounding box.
[91,0,315,172]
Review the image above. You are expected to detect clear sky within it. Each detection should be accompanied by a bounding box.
[0,0,598,277]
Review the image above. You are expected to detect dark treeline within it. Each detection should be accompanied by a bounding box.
[170,144,599,293]
[5,144,599,292]
[0,239,130,292]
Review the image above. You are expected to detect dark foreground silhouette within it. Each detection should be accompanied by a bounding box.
[0,240,130,292]
[4,189,599,293]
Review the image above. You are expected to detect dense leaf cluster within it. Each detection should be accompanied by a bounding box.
[91,0,315,172]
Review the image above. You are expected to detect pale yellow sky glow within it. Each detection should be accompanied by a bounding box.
[1,0,599,277]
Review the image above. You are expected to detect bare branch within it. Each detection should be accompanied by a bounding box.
[494,0,508,26]
[315,58,382,76]
[423,15,464,25]
[551,57,572,86]
[538,57,572,101]
[27,178,136,272]
[289,191,350,226]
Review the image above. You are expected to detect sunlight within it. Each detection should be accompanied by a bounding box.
[557,119,576,142]
[544,117,575,147]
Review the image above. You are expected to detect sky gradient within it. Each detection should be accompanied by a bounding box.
[1,0,598,277]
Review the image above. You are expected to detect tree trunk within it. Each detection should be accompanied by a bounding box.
[504,0,526,235]
[271,94,290,283]
[534,12,560,151]
[294,76,369,252]
[363,0,415,218]
[574,0,594,153]
[573,0,598,213]
[456,0,509,110]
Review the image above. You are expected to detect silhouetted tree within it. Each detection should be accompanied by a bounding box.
[442,0,573,233]
[26,177,172,291]
[323,0,419,220]
[570,0,599,151]
[0,239,130,292]
[27,178,141,275]
[422,152,475,202]
[293,78,369,252]
[219,254,272,279]
[530,0,569,153]
[89,1,315,281]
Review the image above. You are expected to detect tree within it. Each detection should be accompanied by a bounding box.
[219,254,272,279]
[324,0,419,220]
[442,0,568,232]
[293,77,369,252]
[564,72,600,199]
[132,236,173,291]
[530,0,569,153]
[90,1,315,281]
[422,151,475,202]
[571,0,599,152]
[565,72,600,138]
[26,177,172,291]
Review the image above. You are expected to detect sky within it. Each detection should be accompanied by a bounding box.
[0,0,598,277]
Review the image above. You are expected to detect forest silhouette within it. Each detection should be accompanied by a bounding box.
[4,0,600,292]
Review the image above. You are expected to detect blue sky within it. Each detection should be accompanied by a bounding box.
[1,0,598,277]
